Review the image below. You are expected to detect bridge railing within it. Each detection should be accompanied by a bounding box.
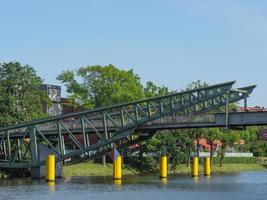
[191,152,254,158]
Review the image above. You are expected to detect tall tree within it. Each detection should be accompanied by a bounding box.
[204,128,220,166]
[0,62,50,126]
[217,130,240,167]
[144,81,169,98]
[57,64,145,109]
[176,130,194,167]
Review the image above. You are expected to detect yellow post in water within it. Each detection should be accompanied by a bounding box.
[113,155,122,180]
[191,157,199,177]
[159,156,168,178]
[46,155,55,182]
[204,157,211,176]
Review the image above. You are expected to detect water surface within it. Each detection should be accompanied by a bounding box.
[0,171,267,200]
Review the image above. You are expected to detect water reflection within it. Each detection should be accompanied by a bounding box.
[47,181,56,193]
[160,178,167,186]
[192,176,199,184]
[113,179,122,191]
[204,175,211,183]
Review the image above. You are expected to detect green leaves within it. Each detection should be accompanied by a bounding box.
[0,62,50,126]
[144,81,169,98]
[204,128,220,142]
[57,64,145,108]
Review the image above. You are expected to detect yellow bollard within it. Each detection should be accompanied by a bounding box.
[113,155,122,180]
[204,157,211,176]
[191,157,199,177]
[46,155,55,182]
[159,156,168,178]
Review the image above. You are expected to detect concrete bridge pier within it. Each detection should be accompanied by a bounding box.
[31,143,62,179]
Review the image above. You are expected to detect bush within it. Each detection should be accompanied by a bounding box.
[124,156,158,173]
[208,157,257,164]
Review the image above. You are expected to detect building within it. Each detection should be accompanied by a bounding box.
[195,138,222,152]
[40,84,62,116]
[238,106,266,112]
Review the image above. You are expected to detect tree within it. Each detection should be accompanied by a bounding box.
[156,132,186,170]
[185,80,208,91]
[0,62,50,126]
[204,128,220,166]
[140,131,187,170]
[176,130,194,167]
[217,129,240,167]
[144,81,169,98]
[57,64,145,108]
[241,127,267,157]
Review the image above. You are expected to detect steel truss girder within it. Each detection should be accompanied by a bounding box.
[0,81,256,168]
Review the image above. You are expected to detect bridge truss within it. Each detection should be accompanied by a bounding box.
[0,81,256,168]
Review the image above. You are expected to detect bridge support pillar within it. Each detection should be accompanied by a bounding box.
[204,157,211,176]
[191,157,199,177]
[31,143,62,179]
[159,156,168,179]
[113,155,122,180]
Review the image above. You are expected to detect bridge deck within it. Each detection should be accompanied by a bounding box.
[141,111,267,130]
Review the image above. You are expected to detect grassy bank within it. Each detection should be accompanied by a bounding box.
[63,162,138,177]
[63,162,266,177]
[175,163,266,175]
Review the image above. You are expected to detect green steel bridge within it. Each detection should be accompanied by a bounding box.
[0,81,259,169]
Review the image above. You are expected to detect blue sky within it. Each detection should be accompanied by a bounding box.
[0,1,267,106]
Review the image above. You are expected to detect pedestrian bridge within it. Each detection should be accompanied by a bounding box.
[0,81,260,169]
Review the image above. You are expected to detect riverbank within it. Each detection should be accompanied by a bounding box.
[63,162,138,176]
[63,162,266,177]
[175,163,266,175]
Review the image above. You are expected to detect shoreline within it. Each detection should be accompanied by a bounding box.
[63,162,266,177]
[0,162,265,179]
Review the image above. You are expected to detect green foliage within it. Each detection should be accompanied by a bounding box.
[139,131,194,169]
[217,129,239,166]
[57,64,145,108]
[249,141,266,157]
[219,129,241,146]
[144,81,169,98]
[211,157,257,164]
[0,62,50,126]
[158,133,186,167]
[184,80,209,90]
[238,127,267,157]
[204,128,220,141]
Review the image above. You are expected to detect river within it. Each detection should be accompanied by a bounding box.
[0,171,267,200]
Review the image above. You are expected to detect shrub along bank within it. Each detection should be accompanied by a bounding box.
[62,158,266,177]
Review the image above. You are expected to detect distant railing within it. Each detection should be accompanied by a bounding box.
[150,114,215,124]
[7,114,216,135]
[191,152,253,157]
